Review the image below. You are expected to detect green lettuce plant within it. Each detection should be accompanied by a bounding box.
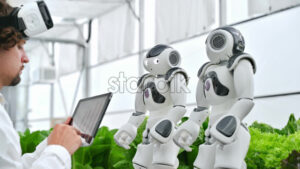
[19,114,299,169]
[281,150,300,168]
[246,114,300,169]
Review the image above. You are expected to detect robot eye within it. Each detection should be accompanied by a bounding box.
[153,58,159,64]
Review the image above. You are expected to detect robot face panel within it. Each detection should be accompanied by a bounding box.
[144,45,181,75]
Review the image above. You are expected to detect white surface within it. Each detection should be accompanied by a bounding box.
[248,0,300,17]
[89,56,138,113]
[155,0,216,44]
[245,95,300,129]
[8,0,126,19]
[97,4,136,63]
[103,6,300,130]
[22,3,300,131]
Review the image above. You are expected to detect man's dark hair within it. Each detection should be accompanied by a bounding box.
[0,0,23,50]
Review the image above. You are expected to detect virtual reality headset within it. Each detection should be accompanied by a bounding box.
[0,1,53,38]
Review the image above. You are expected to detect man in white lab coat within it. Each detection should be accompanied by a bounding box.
[0,0,82,168]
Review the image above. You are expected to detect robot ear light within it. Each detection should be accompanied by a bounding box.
[219,26,245,54]
[210,33,226,50]
[168,50,181,67]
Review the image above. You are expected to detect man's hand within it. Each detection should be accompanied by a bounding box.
[64,117,72,125]
[48,123,82,155]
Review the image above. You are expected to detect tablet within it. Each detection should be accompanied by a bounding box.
[70,92,112,144]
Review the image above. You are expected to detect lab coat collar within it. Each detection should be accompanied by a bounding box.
[0,93,7,106]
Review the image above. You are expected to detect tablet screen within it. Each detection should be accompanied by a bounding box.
[71,92,112,143]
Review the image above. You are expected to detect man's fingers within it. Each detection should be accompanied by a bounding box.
[64,117,72,125]
[73,128,81,135]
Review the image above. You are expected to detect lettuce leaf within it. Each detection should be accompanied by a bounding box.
[19,114,299,169]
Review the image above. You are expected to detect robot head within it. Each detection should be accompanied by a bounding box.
[144,44,181,75]
[205,26,245,63]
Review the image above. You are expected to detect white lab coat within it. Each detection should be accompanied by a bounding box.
[0,93,71,169]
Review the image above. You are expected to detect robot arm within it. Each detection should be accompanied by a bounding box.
[166,73,188,123]
[150,73,188,143]
[173,78,209,151]
[230,59,255,120]
[210,59,255,144]
[114,87,146,149]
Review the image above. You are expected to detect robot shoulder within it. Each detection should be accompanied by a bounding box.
[227,53,257,73]
[137,73,154,88]
[197,62,213,79]
[165,67,189,85]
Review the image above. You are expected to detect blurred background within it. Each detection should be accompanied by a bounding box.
[2,0,300,132]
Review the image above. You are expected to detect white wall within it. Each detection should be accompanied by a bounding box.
[24,6,300,131]
[174,6,300,129]
[103,6,300,129]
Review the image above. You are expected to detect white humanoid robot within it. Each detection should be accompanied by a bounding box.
[114,44,189,169]
[173,26,256,169]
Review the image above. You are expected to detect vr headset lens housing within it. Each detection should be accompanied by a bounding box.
[0,1,53,38]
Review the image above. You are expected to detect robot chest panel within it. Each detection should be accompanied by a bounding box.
[142,77,171,107]
[203,65,235,103]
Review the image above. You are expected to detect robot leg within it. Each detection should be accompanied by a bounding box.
[152,136,180,169]
[132,142,154,169]
[193,142,217,169]
[214,125,250,169]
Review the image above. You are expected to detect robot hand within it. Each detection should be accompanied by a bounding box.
[210,114,240,144]
[173,120,200,152]
[114,123,137,149]
[150,119,175,144]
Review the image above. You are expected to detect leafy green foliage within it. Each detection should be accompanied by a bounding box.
[19,114,299,169]
[246,128,300,169]
[281,150,300,169]
[19,128,50,155]
[71,119,147,169]
[246,113,300,169]
[250,114,300,135]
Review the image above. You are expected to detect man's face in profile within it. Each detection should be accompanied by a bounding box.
[0,40,29,87]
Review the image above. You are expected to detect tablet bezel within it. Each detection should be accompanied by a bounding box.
[71,92,112,140]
